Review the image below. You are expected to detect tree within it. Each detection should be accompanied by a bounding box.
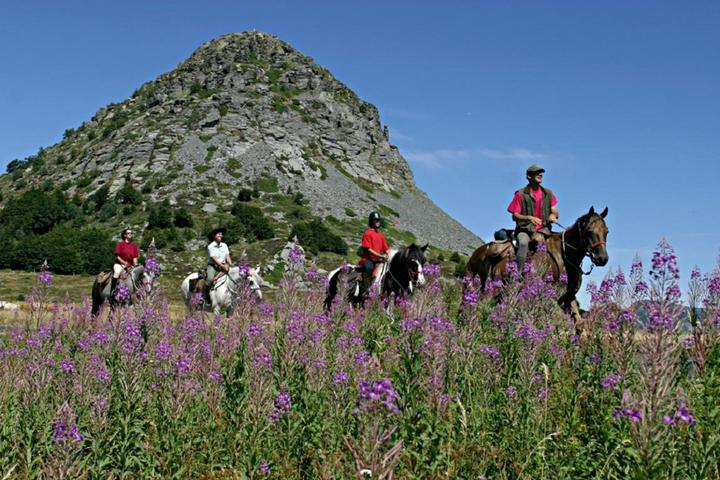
[147,200,173,229]
[289,219,347,255]
[231,203,275,240]
[116,183,143,205]
[173,208,194,228]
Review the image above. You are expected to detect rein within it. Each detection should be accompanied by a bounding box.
[557,219,605,276]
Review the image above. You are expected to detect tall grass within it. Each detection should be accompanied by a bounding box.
[0,240,718,478]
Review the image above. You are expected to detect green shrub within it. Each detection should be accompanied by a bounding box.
[116,183,143,205]
[450,251,461,263]
[236,188,255,202]
[230,203,275,241]
[289,219,347,255]
[173,208,194,228]
[147,200,174,230]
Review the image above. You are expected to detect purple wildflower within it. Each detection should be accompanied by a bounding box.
[268,390,292,424]
[601,373,622,390]
[60,359,75,374]
[333,370,349,385]
[478,344,501,361]
[358,378,400,414]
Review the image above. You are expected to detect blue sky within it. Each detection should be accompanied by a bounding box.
[1,1,719,301]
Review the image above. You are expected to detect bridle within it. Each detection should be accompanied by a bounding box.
[386,248,424,294]
[558,217,606,276]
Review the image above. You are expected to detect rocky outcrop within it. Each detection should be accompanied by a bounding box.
[1,32,481,253]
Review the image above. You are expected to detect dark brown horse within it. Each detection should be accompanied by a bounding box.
[466,206,609,317]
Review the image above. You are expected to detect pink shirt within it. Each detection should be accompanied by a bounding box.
[507,188,558,231]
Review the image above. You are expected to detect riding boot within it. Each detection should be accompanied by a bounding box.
[516,257,526,278]
[110,277,118,299]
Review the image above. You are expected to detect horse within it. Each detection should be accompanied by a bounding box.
[180,265,263,316]
[324,243,428,309]
[91,265,158,317]
[466,206,609,318]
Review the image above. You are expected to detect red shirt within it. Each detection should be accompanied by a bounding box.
[507,188,558,231]
[359,228,389,265]
[114,241,139,264]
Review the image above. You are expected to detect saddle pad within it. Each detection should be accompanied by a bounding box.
[96,271,112,285]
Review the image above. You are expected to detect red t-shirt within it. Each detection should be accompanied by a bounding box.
[359,228,389,265]
[114,241,139,264]
[507,188,558,231]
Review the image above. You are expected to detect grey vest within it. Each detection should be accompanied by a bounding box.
[515,186,553,233]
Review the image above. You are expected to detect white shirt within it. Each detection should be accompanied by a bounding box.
[207,242,230,265]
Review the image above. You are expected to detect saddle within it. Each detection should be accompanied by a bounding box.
[489,228,549,260]
[95,271,112,287]
[189,269,225,303]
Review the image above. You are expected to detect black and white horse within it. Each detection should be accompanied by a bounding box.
[323,243,428,309]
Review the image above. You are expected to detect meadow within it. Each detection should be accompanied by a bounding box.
[0,239,718,479]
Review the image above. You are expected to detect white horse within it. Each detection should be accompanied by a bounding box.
[180,266,263,315]
[91,265,159,316]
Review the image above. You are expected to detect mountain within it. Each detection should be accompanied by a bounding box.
[0,32,481,276]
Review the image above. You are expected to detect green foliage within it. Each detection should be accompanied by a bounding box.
[230,203,275,241]
[453,259,467,278]
[236,188,256,202]
[147,200,174,230]
[116,184,143,205]
[173,208,194,228]
[194,165,210,174]
[205,145,218,162]
[289,219,348,255]
[0,189,72,235]
[450,251,461,263]
[255,176,278,193]
[89,185,110,211]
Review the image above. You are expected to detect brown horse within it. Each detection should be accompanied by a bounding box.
[466,206,609,317]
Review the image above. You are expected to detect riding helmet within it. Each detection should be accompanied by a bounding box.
[368,211,382,227]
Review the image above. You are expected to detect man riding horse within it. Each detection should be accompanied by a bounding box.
[111,227,139,298]
[507,164,559,275]
[359,211,390,293]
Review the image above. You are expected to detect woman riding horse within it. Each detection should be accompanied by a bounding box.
[466,206,609,318]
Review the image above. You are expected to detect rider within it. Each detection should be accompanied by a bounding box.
[507,164,559,274]
[358,211,390,291]
[206,228,233,296]
[112,227,139,297]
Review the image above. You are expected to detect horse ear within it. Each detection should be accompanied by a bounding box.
[600,207,608,218]
[588,206,595,215]
[421,243,429,252]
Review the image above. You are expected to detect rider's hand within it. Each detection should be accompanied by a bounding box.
[529,216,543,226]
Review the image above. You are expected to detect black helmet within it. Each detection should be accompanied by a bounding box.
[368,211,382,227]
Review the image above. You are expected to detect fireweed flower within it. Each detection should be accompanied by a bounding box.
[260,462,271,474]
[478,345,501,361]
[613,408,642,423]
[145,256,161,274]
[675,403,696,425]
[115,284,130,302]
[268,390,292,423]
[39,270,53,287]
[154,342,173,361]
[60,359,75,374]
[333,370,349,385]
[601,373,622,390]
[357,379,400,414]
[663,415,677,426]
[52,402,84,444]
[504,387,517,398]
[287,244,305,266]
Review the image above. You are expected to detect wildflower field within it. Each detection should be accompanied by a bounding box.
[1,240,719,479]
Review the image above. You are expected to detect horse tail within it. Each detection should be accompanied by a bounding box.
[91,280,103,317]
[323,269,339,311]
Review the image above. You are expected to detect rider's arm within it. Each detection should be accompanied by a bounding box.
[512,212,541,224]
[548,206,559,223]
[116,255,128,266]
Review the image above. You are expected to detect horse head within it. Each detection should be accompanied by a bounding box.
[405,243,429,286]
[228,265,264,301]
[580,206,609,266]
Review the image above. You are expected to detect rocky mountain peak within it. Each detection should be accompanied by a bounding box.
[1,31,480,255]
